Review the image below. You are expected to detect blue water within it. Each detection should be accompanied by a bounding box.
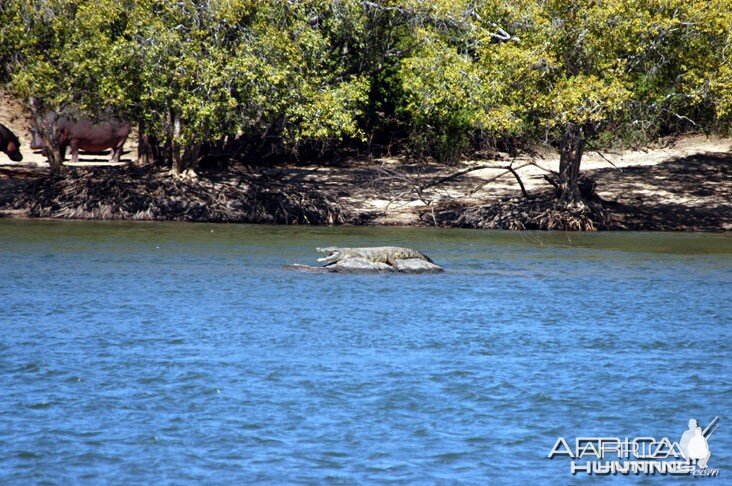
[1,221,730,484]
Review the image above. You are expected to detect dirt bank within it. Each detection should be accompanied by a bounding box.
[1,93,730,230]
[1,136,730,231]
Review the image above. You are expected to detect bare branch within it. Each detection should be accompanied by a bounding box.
[468,162,534,195]
[506,164,531,198]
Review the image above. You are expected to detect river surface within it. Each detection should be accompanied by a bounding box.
[0,220,730,484]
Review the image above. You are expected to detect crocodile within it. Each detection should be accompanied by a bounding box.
[316,246,435,266]
[286,246,443,273]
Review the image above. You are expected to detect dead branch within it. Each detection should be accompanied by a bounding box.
[468,162,533,195]
[422,164,492,189]
[585,141,620,170]
[505,164,530,198]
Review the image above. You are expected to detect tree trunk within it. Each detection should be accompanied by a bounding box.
[172,141,202,175]
[558,122,584,205]
[136,120,161,167]
[137,132,160,167]
[29,98,65,172]
[170,111,180,173]
[170,113,201,176]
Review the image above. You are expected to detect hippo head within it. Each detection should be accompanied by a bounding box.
[5,133,22,162]
[316,247,342,265]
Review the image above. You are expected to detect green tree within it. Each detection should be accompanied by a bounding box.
[2,0,372,174]
[129,0,371,173]
[394,0,732,209]
[2,0,730,199]
[2,0,136,170]
[531,0,732,206]
[397,1,531,162]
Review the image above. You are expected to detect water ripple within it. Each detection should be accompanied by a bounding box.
[0,222,729,483]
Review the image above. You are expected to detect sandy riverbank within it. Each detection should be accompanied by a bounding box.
[0,133,730,231]
[1,92,730,230]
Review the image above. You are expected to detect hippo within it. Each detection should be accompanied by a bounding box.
[0,123,23,162]
[31,111,130,163]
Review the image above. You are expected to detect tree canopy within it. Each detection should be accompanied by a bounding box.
[1,0,730,194]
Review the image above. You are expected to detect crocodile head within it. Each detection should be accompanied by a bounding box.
[316,247,343,265]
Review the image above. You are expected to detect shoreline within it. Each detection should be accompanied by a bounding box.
[3,87,731,232]
[1,106,730,231]
[1,136,730,232]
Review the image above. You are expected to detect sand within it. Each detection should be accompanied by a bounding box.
[1,93,730,230]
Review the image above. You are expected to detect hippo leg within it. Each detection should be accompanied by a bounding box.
[59,144,67,162]
[70,140,80,164]
[111,142,123,163]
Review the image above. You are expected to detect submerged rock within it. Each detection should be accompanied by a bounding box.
[392,258,443,273]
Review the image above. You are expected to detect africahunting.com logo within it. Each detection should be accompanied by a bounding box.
[548,416,720,477]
